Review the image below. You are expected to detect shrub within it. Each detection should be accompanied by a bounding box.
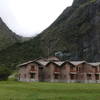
[8,72,18,81]
[0,66,11,81]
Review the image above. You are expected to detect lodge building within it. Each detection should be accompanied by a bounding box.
[17,57,100,83]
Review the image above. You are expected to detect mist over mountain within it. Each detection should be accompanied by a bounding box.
[1,0,100,68]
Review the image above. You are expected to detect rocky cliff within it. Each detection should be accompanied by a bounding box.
[39,0,100,61]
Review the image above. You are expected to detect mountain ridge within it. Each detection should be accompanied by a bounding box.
[0,0,100,68]
[0,18,21,50]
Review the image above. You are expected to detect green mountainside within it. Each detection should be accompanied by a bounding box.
[0,18,21,50]
[0,0,100,68]
[0,35,44,68]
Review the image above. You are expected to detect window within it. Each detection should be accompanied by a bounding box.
[54,74,59,79]
[87,74,92,80]
[31,66,35,71]
[93,67,97,72]
[70,74,76,80]
[76,67,81,71]
[76,67,79,71]
[99,66,100,72]
[95,67,98,72]
[54,67,60,72]
[30,73,35,79]
[70,66,75,72]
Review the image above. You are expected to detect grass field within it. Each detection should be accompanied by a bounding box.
[0,81,100,100]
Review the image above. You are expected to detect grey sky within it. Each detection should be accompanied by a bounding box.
[0,0,73,37]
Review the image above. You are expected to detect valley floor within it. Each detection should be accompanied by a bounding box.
[0,81,100,100]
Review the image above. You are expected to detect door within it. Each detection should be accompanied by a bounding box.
[38,67,45,82]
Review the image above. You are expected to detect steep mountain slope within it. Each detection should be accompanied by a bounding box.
[0,18,20,50]
[0,35,44,68]
[0,0,100,68]
[40,0,98,61]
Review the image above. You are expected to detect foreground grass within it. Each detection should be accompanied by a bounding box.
[0,81,100,100]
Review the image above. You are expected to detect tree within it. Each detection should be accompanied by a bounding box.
[0,66,11,81]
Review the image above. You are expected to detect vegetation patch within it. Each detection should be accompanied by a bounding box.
[0,81,100,100]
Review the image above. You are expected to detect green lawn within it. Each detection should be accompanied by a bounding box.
[0,81,100,100]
